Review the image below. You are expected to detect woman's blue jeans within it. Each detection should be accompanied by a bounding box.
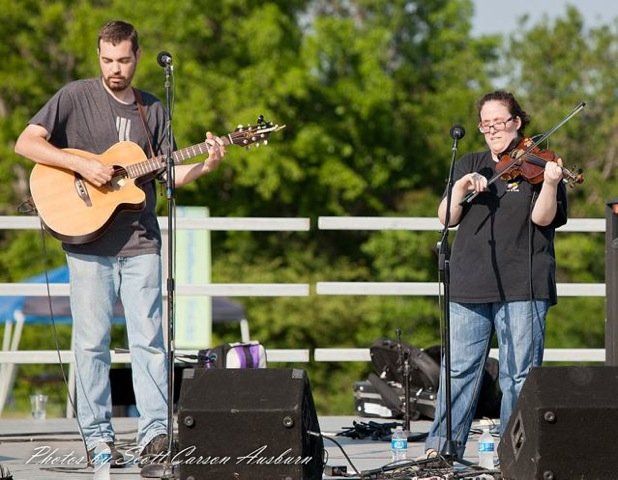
[425,300,548,458]
[67,252,168,451]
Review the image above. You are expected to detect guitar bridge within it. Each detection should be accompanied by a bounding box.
[74,173,92,207]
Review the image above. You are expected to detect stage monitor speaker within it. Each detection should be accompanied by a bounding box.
[177,368,324,480]
[498,366,618,480]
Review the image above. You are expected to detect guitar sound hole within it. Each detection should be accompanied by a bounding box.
[109,166,128,191]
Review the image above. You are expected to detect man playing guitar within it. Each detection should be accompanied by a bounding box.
[14,20,226,471]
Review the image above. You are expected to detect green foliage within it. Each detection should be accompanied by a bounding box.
[555,233,605,282]
[0,1,615,415]
[546,298,605,348]
[502,6,618,217]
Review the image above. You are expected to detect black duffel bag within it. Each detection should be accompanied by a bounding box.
[368,338,502,420]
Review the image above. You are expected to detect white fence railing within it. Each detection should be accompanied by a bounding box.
[0,215,607,363]
[0,214,607,417]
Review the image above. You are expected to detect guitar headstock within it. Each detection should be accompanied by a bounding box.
[228,115,286,148]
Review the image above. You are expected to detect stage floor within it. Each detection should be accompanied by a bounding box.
[0,416,499,479]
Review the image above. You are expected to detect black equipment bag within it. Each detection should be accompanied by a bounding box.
[366,338,439,420]
[369,338,440,392]
[368,339,502,420]
[353,379,402,419]
[424,345,502,419]
[359,375,437,420]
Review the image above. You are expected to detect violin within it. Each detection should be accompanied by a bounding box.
[496,137,584,186]
[460,101,586,205]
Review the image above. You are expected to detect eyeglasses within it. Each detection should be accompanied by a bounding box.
[478,116,515,134]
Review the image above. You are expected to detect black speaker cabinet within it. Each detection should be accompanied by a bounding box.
[498,366,618,480]
[177,368,324,480]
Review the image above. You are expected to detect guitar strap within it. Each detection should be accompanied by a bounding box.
[133,88,166,192]
[132,88,156,160]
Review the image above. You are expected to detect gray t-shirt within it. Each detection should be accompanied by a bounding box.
[28,78,171,256]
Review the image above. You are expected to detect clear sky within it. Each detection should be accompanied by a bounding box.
[471,0,617,36]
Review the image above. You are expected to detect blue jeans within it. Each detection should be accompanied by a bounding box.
[67,253,168,450]
[425,300,548,458]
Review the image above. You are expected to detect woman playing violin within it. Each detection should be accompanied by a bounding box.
[424,90,568,459]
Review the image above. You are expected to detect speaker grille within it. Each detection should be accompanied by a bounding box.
[498,366,618,480]
[177,368,324,480]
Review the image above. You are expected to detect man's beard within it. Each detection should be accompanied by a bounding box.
[103,75,132,92]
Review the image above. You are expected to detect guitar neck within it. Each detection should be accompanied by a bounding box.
[122,122,283,180]
[124,135,235,180]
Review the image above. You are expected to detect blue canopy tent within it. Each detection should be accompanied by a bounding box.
[0,265,249,415]
[0,265,247,324]
[0,265,126,324]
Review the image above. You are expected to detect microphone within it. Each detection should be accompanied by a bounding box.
[157,51,173,67]
[450,124,465,140]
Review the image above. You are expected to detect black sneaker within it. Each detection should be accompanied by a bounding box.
[138,434,169,467]
[88,441,125,469]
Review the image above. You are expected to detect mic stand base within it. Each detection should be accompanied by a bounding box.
[441,443,457,458]
[441,453,476,469]
[437,443,461,467]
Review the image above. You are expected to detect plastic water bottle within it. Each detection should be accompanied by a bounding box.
[92,444,111,480]
[391,426,408,462]
[478,425,495,470]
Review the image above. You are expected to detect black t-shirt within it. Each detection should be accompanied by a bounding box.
[447,150,568,305]
[29,78,171,256]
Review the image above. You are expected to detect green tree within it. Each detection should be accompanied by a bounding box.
[1,1,614,416]
[500,6,618,354]
[502,6,618,218]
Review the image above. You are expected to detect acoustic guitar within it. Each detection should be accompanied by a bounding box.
[29,116,284,244]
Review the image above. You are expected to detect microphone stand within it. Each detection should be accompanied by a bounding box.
[142,56,177,480]
[396,328,412,433]
[162,58,177,480]
[436,125,465,460]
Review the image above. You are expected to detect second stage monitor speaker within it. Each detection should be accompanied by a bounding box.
[498,366,618,480]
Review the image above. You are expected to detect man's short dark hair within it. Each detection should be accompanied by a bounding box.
[98,20,139,53]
